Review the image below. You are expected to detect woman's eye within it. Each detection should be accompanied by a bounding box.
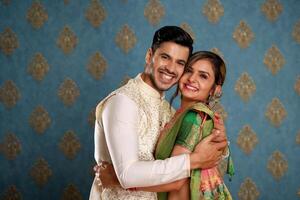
[200,74,208,79]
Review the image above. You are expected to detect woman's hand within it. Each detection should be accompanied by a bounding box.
[211,113,227,143]
[94,161,120,188]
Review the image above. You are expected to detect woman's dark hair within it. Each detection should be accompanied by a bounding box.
[170,51,226,106]
[151,26,193,56]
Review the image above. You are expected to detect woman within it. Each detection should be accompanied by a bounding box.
[152,51,234,199]
[98,51,234,199]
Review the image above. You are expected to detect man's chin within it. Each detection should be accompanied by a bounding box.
[157,83,176,91]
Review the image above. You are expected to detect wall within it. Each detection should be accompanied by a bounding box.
[0,0,300,199]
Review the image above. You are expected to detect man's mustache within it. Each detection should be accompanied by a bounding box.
[159,67,177,77]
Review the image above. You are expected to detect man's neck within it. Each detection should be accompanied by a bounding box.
[140,73,164,97]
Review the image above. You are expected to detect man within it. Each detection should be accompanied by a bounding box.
[89,26,228,199]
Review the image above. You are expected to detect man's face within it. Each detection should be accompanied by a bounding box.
[143,42,190,94]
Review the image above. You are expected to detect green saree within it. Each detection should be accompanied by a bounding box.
[154,102,234,200]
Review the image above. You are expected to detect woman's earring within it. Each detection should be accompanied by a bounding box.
[215,91,222,98]
[208,90,222,110]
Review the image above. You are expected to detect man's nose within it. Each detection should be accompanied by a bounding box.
[165,60,177,73]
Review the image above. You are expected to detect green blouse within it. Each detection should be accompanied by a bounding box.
[176,111,214,151]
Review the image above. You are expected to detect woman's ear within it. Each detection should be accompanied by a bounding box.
[145,48,153,65]
[214,85,222,98]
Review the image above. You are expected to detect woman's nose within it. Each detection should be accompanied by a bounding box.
[187,73,197,82]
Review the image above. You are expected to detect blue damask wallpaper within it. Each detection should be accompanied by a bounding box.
[1,0,300,199]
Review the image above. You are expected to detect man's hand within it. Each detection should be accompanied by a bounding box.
[190,113,228,169]
[190,134,227,169]
[94,161,120,188]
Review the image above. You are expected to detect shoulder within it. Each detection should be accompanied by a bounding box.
[182,110,202,126]
[105,94,137,111]
[96,93,138,121]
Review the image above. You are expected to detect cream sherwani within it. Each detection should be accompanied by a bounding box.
[89,74,190,200]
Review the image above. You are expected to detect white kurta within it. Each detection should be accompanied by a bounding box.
[89,74,190,200]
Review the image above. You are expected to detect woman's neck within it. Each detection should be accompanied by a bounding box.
[180,97,208,110]
[180,98,197,110]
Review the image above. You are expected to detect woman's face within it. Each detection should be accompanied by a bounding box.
[179,59,216,103]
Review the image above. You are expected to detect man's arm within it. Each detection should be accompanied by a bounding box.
[101,94,190,189]
[95,132,227,189]
[99,94,227,189]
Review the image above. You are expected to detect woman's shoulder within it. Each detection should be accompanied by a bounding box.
[182,110,202,126]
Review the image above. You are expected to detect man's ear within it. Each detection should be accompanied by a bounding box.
[145,48,153,65]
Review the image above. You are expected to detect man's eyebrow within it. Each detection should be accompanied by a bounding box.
[159,52,170,57]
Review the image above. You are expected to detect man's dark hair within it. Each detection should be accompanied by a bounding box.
[151,26,193,55]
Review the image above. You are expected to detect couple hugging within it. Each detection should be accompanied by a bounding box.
[90,26,234,200]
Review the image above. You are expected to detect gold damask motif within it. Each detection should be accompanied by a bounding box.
[85,0,106,28]
[144,0,165,26]
[265,98,286,127]
[119,75,131,87]
[213,102,227,122]
[27,53,49,81]
[30,157,52,187]
[2,0,11,5]
[294,76,300,95]
[0,80,21,109]
[89,162,96,176]
[59,130,81,159]
[292,20,300,44]
[296,130,300,145]
[61,184,83,200]
[87,52,107,80]
[238,177,260,200]
[29,105,51,134]
[233,20,254,48]
[57,26,78,54]
[263,45,285,75]
[236,125,258,154]
[261,0,283,22]
[202,0,224,23]
[0,28,19,56]
[267,150,288,180]
[26,2,48,29]
[298,188,300,197]
[115,24,137,54]
[235,72,256,102]
[1,185,22,200]
[180,23,196,41]
[88,107,96,127]
[58,78,80,106]
[1,132,21,160]
[211,47,224,60]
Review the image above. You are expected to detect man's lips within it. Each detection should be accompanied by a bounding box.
[159,70,176,83]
